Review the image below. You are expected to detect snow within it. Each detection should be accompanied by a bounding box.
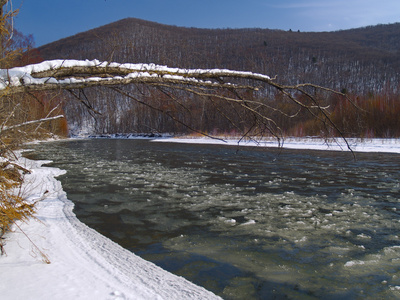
[0,59,271,91]
[1,58,399,298]
[153,136,400,154]
[0,155,221,300]
[1,137,400,300]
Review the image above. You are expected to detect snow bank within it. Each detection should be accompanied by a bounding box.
[0,156,220,300]
[153,137,400,154]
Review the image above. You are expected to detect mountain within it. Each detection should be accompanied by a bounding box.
[38,18,400,93]
[35,19,400,136]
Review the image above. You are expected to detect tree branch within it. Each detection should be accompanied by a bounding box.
[0,59,355,149]
[0,115,65,133]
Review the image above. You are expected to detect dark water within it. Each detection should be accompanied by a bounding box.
[25,139,400,299]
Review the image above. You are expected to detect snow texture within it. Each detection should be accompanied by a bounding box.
[0,59,271,90]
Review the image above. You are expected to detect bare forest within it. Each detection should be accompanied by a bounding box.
[1,3,399,258]
[37,18,400,138]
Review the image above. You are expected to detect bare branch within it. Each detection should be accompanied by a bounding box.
[0,59,355,146]
[109,86,227,142]
[0,115,65,133]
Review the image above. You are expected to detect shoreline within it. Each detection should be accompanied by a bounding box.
[1,137,400,299]
[0,155,221,300]
[77,134,400,154]
[152,136,400,154]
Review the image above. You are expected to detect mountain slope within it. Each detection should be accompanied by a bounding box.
[35,19,400,136]
[38,18,400,93]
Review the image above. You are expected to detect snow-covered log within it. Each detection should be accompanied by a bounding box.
[0,59,273,95]
[0,59,354,151]
[0,59,344,112]
[0,59,341,96]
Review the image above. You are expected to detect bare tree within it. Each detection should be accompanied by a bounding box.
[0,59,354,149]
[0,1,357,254]
[0,0,359,150]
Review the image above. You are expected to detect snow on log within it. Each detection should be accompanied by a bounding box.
[0,59,353,150]
[0,59,273,96]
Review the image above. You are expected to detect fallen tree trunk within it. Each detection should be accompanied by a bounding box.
[0,59,356,151]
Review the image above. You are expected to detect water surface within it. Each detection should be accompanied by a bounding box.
[25,139,400,299]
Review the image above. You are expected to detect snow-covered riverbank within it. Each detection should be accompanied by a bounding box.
[0,156,221,300]
[1,137,399,300]
[154,136,400,153]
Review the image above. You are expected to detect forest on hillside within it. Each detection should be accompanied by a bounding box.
[37,19,400,137]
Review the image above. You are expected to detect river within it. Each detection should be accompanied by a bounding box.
[24,138,400,299]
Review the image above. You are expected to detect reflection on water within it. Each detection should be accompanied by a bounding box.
[25,139,400,299]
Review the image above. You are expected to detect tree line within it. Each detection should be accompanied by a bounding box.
[36,18,400,137]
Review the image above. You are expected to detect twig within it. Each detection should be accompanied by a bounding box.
[13,222,50,264]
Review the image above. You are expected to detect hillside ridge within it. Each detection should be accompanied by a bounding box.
[39,18,400,52]
[35,18,400,136]
[38,18,400,63]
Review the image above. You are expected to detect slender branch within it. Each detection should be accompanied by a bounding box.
[66,89,102,116]
[0,59,356,148]
[109,86,227,142]
[1,102,20,130]
[34,104,61,132]
[0,115,65,133]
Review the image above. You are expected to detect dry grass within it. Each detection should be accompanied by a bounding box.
[0,3,60,261]
[0,160,35,254]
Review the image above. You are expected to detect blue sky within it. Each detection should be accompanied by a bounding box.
[10,0,400,46]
